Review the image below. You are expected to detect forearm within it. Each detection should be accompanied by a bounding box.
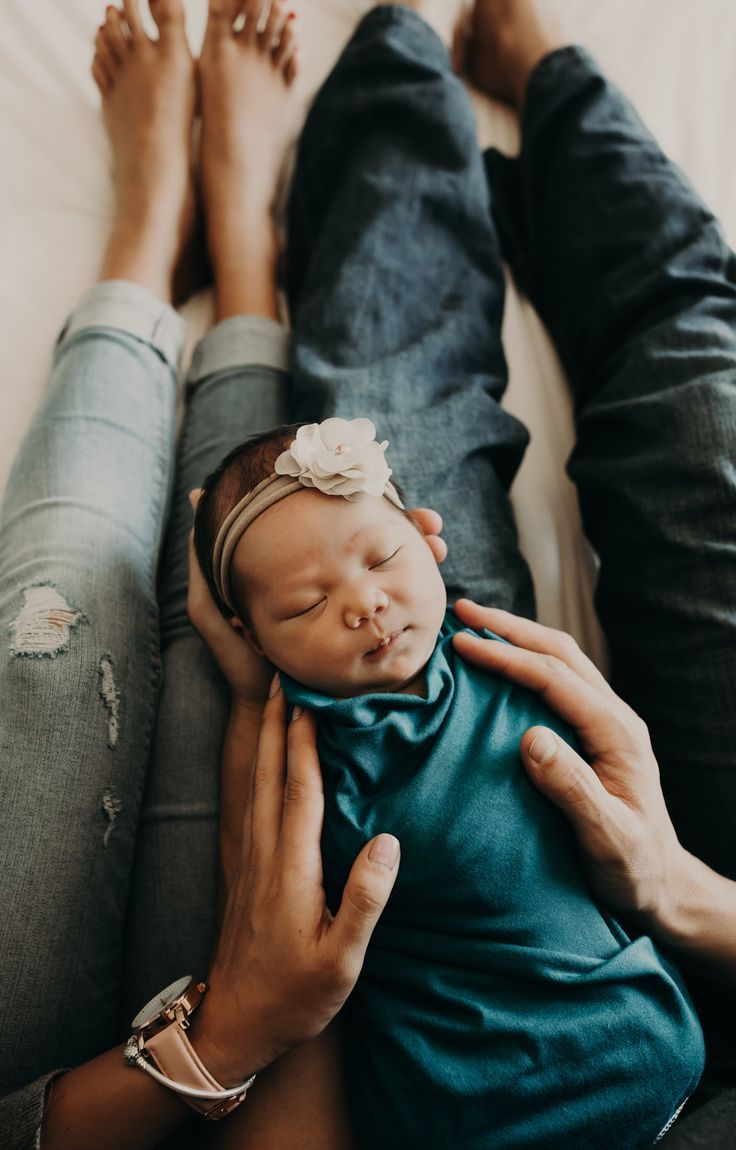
[649,850,736,992]
[219,695,265,909]
[40,993,271,1150]
[40,1047,191,1150]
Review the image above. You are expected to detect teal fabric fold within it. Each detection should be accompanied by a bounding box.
[283,612,704,1149]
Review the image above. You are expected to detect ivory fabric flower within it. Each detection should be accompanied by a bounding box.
[274,418,394,500]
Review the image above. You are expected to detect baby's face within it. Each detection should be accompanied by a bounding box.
[231,489,447,697]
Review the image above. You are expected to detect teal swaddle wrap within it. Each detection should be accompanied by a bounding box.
[282,611,704,1149]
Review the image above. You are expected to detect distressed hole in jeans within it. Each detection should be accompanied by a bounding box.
[101,788,123,848]
[9,584,84,657]
[99,655,120,748]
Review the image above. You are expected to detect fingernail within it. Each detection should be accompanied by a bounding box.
[269,673,280,697]
[291,704,303,720]
[369,834,400,869]
[528,730,557,764]
[287,11,297,19]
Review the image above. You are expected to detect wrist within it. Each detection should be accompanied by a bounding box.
[229,692,267,718]
[647,847,714,950]
[186,987,271,1088]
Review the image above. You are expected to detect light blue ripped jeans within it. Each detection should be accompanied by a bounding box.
[0,280,292,1141]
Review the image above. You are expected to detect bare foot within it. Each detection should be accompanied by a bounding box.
[199,0,301,321]
[92,0,198,303]
[467,0,569,108]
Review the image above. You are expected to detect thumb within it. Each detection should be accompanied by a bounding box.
[330,834,400,969]
[521,727,610,833]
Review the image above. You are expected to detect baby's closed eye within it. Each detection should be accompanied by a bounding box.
[370,546,402,569]
[284,597,326,620]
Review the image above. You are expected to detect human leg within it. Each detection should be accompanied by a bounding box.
[0,287,184,1094]
[121,0,299,1026]
[0,0,197,1116]
[285,2,535,617]
[121,9,351,1146]
[472,0,736,1089]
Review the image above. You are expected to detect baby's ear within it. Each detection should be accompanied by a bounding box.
[229,615,265,656]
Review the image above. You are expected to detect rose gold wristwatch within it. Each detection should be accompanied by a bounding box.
[125,975,254,1121]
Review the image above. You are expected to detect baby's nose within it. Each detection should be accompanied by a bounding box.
[344,587,389,629]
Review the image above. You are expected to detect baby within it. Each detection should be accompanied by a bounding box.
[194,417,704,1150]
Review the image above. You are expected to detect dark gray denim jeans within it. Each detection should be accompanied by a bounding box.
[1,5,734,1147]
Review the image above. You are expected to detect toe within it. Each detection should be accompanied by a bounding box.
[148,0,186,40]
[105,7,130,63]
[122,0,144,41]
[95,25,120,75]
[261,0,284,49]
[201,0,243,49]
[204,0,238,38]
[272,11,296,66]
[242,0,263,43]
[284,44,299,85]
[92,53,114,94]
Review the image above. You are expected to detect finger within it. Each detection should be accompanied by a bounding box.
[409,507,443,537]
[328,834,400,973]
[186,527,211,628]
[425,534,447,564]
[452,631,637,760]
[408,508,447,564]
[249,677,288,867]
[520,726,619,845]
[453,600,616,699]
[279,708,325,882]
[522,725,610,810]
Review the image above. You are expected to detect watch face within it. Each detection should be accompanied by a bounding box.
[131,975,193,1031]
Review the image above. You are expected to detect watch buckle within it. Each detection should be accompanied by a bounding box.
[173,1003,190,1029]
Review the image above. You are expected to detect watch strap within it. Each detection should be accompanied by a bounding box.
[146,1021,248,1119]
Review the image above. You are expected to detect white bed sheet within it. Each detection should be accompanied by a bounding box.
[1,0,734,667]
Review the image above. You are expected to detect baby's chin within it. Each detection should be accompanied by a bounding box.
[296,645,434,699]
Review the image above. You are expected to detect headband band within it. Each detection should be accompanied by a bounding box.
[211,419,404,614]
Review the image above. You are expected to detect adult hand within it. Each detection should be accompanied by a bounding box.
[187,488,273,704]
[410,506,447,565]
[191,678,401,1085]
[451,599,684,923]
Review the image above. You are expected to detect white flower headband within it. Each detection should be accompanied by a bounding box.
[212,418,404,612]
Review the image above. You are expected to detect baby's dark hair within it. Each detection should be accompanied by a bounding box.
[194,423,302,619]
[193,423,410,621]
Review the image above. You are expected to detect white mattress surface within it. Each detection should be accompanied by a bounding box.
[2,0,735,666]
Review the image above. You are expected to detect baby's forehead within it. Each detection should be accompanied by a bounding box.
[268,488,402,532]
[233,490,409,582]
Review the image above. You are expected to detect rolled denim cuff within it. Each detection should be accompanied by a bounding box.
[0,1068,68,1150]
[57,280,187,372]
[187,315,291,384]
[523,44,600,121]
